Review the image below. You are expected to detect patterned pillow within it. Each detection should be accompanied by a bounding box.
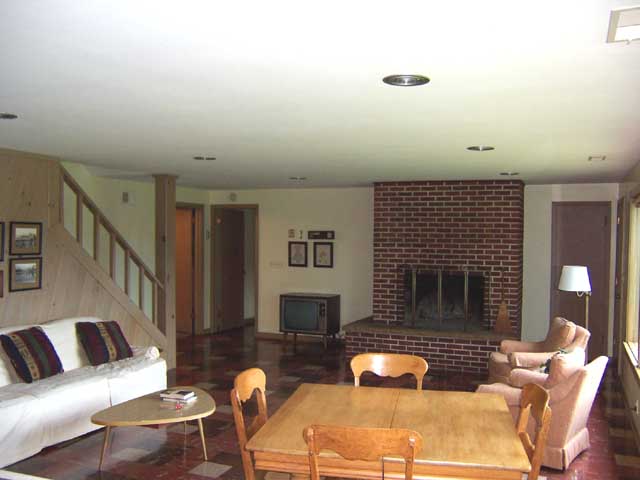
[76,321,133,366]
[0,327,64,383]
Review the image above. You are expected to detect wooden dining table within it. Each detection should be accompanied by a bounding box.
[246,383,530,479]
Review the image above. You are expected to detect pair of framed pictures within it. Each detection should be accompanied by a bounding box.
[0,222,43,295]
[288,241,333,268]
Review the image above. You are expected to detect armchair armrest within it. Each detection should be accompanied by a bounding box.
[477,383,522,407]
[548,370,585,404]
[509,351,556,368]
[509,368,548,388]
[500,339,545,354]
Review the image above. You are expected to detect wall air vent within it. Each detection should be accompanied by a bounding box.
[607,6,640,43]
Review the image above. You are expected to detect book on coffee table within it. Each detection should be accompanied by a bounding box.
[160,389,195,401]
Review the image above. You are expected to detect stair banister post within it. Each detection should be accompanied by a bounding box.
[154,174,177,369]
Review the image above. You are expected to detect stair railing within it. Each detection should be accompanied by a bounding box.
[60,167,164,328]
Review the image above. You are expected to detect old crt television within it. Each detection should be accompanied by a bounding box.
[279,293,340,336]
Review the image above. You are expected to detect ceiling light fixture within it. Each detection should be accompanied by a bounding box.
[0,113,18,120]
[192,156,216,161]
[607,6,640,43]
[499,172,520,176]
[466,145,495,152]
[289,176,307,181]
[382,74,430,87]
[588,155,606,162]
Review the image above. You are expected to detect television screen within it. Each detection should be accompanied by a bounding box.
[283,299,319,331]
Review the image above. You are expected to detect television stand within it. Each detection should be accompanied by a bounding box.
[283,331,337,349]
[279,293,340,350]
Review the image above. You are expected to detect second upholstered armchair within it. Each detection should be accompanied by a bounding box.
[488,317,590,384]
[478,354,608,470]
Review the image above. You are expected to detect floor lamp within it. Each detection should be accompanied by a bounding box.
[558,265,592,331]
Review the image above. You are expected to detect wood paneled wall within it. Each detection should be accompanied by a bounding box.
[0,148,166,349]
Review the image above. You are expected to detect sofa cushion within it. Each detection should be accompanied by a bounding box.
[0,327,64,383]
[40,317,101,371]
[76,321,132,366]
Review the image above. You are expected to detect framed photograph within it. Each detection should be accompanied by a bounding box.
[288,241,308,267]
[314,242,334,268]
[10,222,43,256]
[9,257,42,292]
[0,222,4,262]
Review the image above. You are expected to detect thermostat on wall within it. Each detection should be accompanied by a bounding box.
[308,230,335,240]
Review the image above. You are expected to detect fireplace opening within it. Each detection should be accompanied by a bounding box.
[403,269,486,332]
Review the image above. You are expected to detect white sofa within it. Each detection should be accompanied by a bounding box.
[0,317,167,468]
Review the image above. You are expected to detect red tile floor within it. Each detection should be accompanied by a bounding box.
[4,327,640,480]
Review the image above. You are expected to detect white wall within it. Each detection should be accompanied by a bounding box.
[209,188,374,334]
[62,162,374,335]
[64,161,621,345]
[522,184,619,354]
[62,162,212,326]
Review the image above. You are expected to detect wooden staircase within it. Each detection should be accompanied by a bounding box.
[59,166,170,358]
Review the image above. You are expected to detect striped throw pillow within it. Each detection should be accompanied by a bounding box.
[76,321,132,366]
[0,327,64,383]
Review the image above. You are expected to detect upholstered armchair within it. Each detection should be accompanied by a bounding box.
[488,317,590,384]
[478,355,608,470]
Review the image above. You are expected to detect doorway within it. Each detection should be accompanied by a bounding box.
[211,205,258,333]
[175,204,204,335]
[550,202,611,360]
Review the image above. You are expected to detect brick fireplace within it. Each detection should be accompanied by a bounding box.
[345,180,524,374]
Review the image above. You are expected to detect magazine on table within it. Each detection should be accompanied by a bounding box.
[160,389,196,401]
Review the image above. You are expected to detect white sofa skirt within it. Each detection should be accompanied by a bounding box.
[0,347,166,468]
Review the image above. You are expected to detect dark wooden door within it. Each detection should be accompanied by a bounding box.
[215,208,245,331]
[176,207,195,334]
[551,202,611,360]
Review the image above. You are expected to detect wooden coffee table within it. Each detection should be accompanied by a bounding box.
[91,386,216,469]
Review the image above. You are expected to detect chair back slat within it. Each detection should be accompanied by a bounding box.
[516,383,552,480]
[304,424,423,480]
[351,353,428,390]
[231,368,269,480]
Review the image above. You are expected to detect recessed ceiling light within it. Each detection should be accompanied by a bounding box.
[192,155,216,161]
[0,113,18,120]
[499,172,520,176]
[467,145,495,152]
[382,74,430,87]
[289,176,307,181]
[588,155,606,162]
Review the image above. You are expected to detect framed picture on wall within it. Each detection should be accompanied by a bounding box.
[10,222,43,256]
[313,242,334,268]
[288,241,308,267]
[0,222,4,262]
[9,257,42,292]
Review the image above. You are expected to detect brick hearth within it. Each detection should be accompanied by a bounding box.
[346,180,525,374]
[344,320,513,374]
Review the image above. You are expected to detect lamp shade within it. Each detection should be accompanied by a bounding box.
[558,265,591,293]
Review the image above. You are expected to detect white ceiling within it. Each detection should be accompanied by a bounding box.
[1,0,640,189]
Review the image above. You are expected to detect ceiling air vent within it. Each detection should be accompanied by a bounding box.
[607,6,640,43]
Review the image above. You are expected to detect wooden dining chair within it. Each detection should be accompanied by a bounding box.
[230,368,278,480]
[350,353,428,390]
[303,425,423,480]
[516,383,552,480]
